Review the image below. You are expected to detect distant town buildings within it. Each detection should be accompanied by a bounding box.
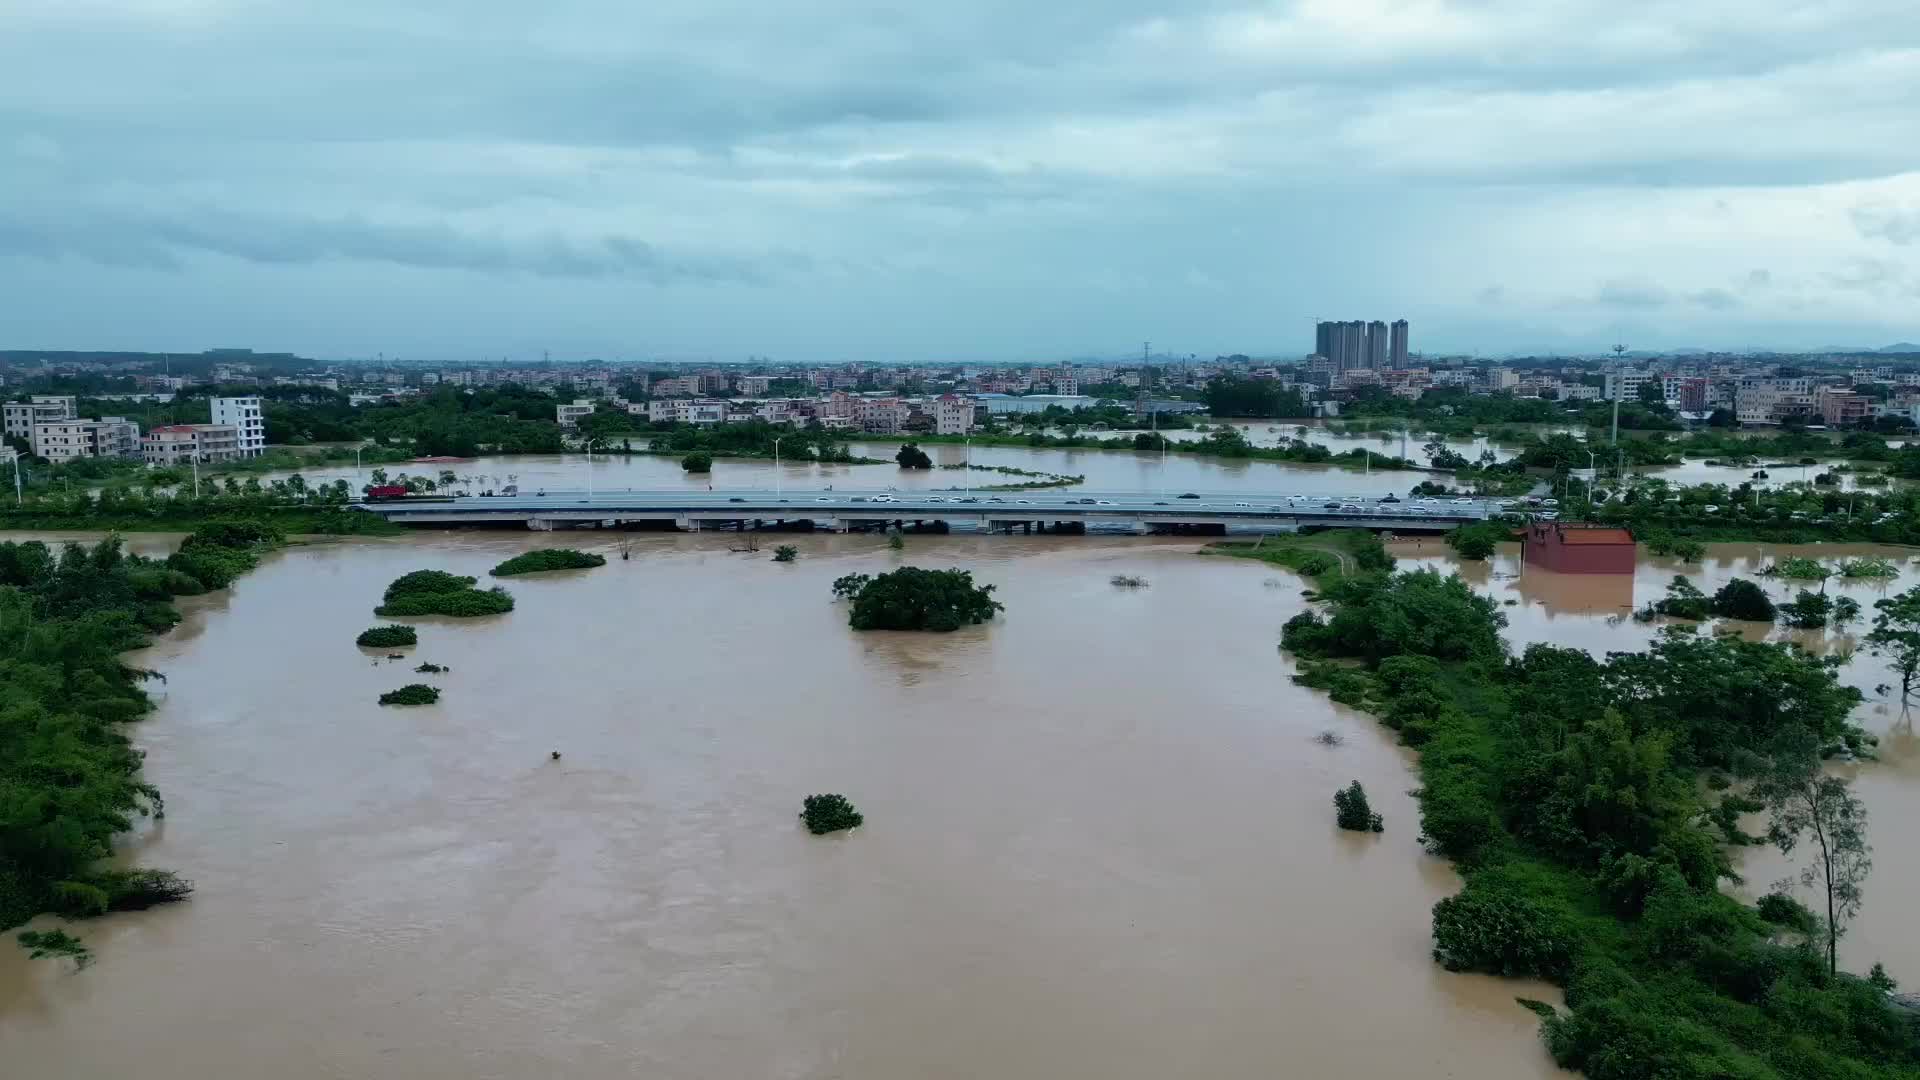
[143,424,243,465]
[1314,319,1412,375]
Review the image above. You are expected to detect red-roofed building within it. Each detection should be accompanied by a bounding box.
[1522,522,1636,574]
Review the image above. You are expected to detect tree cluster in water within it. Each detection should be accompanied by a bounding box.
[0,524,277,940]
[830,567,1003,632]
[1281,553,1914,1079]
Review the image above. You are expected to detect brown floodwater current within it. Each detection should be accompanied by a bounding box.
[7,529,1918,1078]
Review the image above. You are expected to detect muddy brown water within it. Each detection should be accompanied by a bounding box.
[0,531,1562,1079]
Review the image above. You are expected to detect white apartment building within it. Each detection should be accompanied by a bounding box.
[3,395,76,441]
[674,400,726,425]
[143,424,242,465]
[210,396,267,456]
[735,376,774,395]
[32,417,140,463]
[1734,377,1813,424]
[1602,370,1655,402]
[934,394,976,435]
[555,399,597,428]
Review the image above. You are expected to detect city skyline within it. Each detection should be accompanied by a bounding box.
[2,2,1917,362]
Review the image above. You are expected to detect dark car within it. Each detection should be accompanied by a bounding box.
[1177,493,1200,499]
[1380,494,1401,503]
[728,497,746,503]
[1322,502,1341,510]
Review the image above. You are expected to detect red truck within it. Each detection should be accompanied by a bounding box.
[364,485,410,501]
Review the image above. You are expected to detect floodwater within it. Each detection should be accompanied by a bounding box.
[219,441,1442,501]
[1396,540,1920,978]
[0,532,1562,1080]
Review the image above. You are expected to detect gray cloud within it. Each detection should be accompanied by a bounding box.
[1594,279,1672,309]
[1854,204,1920,245]
[0,206,791,283]
[1,1,1918,357]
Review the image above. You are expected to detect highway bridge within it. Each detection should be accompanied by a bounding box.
[351,488,1509,533]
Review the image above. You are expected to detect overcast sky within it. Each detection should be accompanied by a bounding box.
[3,1,1918,362]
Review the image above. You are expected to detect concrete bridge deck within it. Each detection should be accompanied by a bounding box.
[351,488,1504,533]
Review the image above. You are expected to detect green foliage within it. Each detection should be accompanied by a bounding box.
[414,662,447,674]
[681,451,713,473]
[489,549,607,576]
[1333,781,1384,832]
[1711,578,1777,622]
[1641,575,1711,621]
[801,793,863,835]
[1762,556,1832,581]
[772,545,799,563]
[1755,891,1818,934]
[378,684,441,706]
[1838,556,1900,579]
[1867,586,1920,710]
[1446,521,1509,561]
[1109,574,1149,587]
[355,625,418,648]
[887,531,905,551]
[375,570,514,617]
[17,929,91,967]
[830,573,871,600]
[1202,376,1310,418]
[0,531,270,934]
[1779,590,1838,629]
[1272,543,1912,1078]
[894,443,933,469]
[843,566,1003,632]
[1431,875,1574,980]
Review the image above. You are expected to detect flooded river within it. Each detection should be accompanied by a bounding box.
[0,531,1561,1080]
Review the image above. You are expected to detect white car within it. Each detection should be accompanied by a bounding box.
[1015,499,1034,505]
[924,496,945,503]
[1095,499,1116,506]
[1234,501,1253,508]
[871,494,896,504]
[1453,498,1474,505]
[814,497,833,503]
[1407,506,1430,514]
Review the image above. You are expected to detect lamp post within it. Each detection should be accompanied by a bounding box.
[9,451,19,506]
[584,438,603,499]
[773,436,783,497]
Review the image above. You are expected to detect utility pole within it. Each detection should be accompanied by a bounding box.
[1610,343,1628,446]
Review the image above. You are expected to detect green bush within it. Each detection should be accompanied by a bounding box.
[383,570,477,601]
[842,567,1002,631]
[1709,578,1775,621]
[378,684,441,706]
[490,549,606,576]
[376,587,514,617]
[17,929,90,967]
[1431,879,1573,980]
[1333,781,1384,832]
[1446,521,1509,561]
[802,793,863,834]
[376,570,514,617]
[682,452,713,473]
[772,545,799,563]
[895,443,933,469]
[356,625,418,648]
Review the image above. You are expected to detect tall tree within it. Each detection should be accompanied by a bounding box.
[1866,587,1920,713]
[1756,755,1871,976]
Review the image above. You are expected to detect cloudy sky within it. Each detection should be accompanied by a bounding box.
[3,0,1918,362]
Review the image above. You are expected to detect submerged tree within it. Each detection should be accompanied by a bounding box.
[1333,781,1384,833]
[1756,754,1871,976]
[1866,587,1920,712]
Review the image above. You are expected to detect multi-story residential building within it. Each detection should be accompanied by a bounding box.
[934,394,976,435]
[143,424,242,465]
[1389,319,1410,368]
[735,376,774,395]
[210,396,267,456]
[854,397,910,435]
[32,417,140,463]
[3,395,76,441]
[1734,377,1813,424]
[1662,376,1710,412]
[673,400,726,425]
[1818,388,1870,427]
[556,399,597,428]
[1603,370,1655,402]
[1366,321,1390,369]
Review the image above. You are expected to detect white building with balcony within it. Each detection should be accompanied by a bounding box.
[211,396,267,456]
